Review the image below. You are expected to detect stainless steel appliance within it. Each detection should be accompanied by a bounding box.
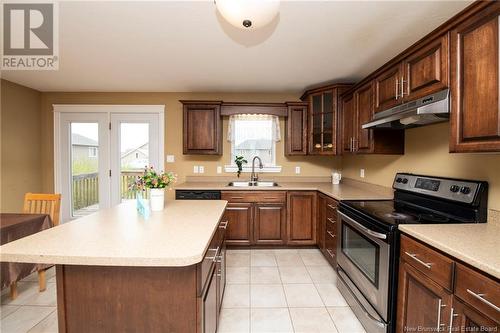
[362,89,449,130]
[336,173,488,333]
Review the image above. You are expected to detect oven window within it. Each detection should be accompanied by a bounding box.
[341,224,380,286]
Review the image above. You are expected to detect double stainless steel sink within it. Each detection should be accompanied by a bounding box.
[227,181,280,187]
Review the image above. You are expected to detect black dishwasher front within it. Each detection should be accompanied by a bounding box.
[175,190,221,200]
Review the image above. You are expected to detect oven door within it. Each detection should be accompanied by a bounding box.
[337,210,390,321]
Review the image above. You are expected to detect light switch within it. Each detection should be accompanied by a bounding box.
[193,166,199,174]
[217,166,222,174]
[199,166,205,174]
[360,169,365,178]
[295,166,301,174]
[166,155,175,163]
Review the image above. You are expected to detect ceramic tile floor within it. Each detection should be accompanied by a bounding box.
[220,248,366,333]
[0,249,366,333]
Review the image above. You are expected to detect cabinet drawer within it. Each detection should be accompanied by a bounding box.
[400,235,454,290]
[454,263,500,321]
[199,223,225,295]
[221,191,286,203]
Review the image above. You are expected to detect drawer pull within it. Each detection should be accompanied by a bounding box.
[327,230,335,239]
[404,251,432,269]
[219,221,228,229]
[326,249,335,258]
[205,246,220,262]
[263,197,278,199]
[327,217,336,224]
[327,204,336,210]
[466,289,500,312]
[230,196,244,199]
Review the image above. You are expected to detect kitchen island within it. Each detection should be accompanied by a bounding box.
[0,200,228,333]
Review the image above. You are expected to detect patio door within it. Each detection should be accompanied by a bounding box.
[55,105,164,222]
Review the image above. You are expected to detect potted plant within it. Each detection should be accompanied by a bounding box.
[131,166,177,211]
[234,155,247,178]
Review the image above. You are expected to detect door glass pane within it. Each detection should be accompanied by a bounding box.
[323,92,333,113]
[342,224,380,286]
[71,123,99,217]
[312,95,322,114]
[120,123,149,201]
[323,112,333,132]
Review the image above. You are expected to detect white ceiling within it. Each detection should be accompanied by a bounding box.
[2,1,472,93]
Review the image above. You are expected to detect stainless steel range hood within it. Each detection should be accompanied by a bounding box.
[362,89,449,130]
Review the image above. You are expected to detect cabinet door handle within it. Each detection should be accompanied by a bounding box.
[327,217,336,224]
[219,221,228,229]
[395,78,400,99]
[327,204,336,210]
[436,299,446,332]
[404,251,432,269]
[205,246,220,262]
[326,249,335,258]
[327,230,335,239]
[466,289,500,312]
[448,307,458,333]
[400,76,406,98]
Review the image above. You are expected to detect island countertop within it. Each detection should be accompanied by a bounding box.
[0,200,227,267]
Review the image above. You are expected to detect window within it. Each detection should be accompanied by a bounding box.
[88,147,98,158]
[226,114,281,173]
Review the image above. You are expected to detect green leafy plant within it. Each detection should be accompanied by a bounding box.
[130,166,177,191]
[234,155,248,178]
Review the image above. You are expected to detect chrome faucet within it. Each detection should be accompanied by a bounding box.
[250,156,263,184]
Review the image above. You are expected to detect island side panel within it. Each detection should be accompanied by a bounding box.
[56,264,198,333]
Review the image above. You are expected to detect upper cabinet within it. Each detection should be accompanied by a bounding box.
[285,102,308,156]
[301,84,352,155]
[342,83,405,155]
[450,3,500,152]
[374,34,449,114]
[181,101,222,155]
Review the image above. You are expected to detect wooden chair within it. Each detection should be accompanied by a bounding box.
[10,193,62,298]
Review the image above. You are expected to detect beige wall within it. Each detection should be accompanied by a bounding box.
[1,80,42,212]
[342,122,500,210]
[40,92,342,195]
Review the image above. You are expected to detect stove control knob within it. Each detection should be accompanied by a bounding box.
[402,178,409,184]
[450,185,460,193]
[460,186,471,194]
[396,177,403,183]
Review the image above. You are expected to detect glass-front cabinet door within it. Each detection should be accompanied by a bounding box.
[308,89,337,155]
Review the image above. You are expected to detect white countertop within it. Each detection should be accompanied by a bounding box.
[175,179,394,201]
[0,200,227,267]
[399,221,500,279]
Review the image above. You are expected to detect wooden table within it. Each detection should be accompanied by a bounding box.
[0,213,52,290]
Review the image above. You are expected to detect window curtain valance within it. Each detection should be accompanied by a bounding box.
[227,114,281,143]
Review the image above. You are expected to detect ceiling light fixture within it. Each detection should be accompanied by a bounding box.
[215,0,280,30]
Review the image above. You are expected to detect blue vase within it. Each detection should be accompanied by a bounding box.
[136,191,150,219]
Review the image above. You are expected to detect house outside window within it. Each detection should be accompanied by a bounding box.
[88,147,98,158]
[226,114,281,173]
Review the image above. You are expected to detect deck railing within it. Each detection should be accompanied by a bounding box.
[72,171,143,210]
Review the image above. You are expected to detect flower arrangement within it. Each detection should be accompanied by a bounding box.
[130,166,177,192]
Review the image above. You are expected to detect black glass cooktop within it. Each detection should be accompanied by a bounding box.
[341,200,469,226]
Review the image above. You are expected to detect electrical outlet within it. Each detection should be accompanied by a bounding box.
[360,169,365,178]
[193,166,199,174]
[199,166,205,174]
[166,155,175,163]
[217,166,222,174]
[295,166,301,174]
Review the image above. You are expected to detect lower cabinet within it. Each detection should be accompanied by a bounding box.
[317,193,338,265]
[287,191,317,245]
[254,203,286,245]
[222,203,253,246]
[202,269,218,333]
[397,235,499,333]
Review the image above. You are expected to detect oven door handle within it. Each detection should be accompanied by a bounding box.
[338,211,387,240]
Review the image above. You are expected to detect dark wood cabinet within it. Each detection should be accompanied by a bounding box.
[254,203,286,245]
[398,234,500,333]
[301,84,352,155]
[222,203,253,246]
[317,194,326,253]
[287,191,317,245]
[181,101,222,155]
[397,261,452,333]
[342,85,404,155]
[221,191,287,246]
[374,64,403,114]
[317,194,338,266]
[285,102,308,155]
[203,268,218,333]
[450,3,500,152]
[451,298,499,332]
[403,34,449,101]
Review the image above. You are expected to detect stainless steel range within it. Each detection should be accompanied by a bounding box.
[336,173,488,333]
